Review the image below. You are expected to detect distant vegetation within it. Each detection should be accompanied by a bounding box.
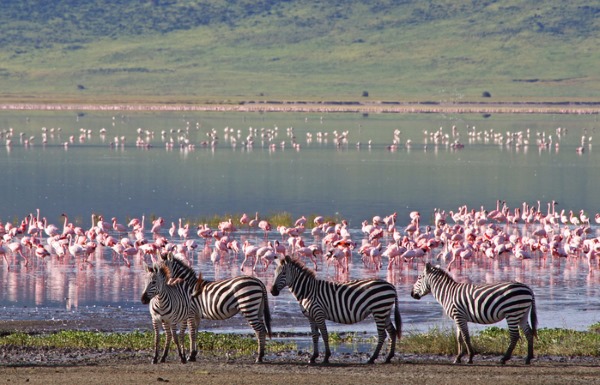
[0,1,598,103]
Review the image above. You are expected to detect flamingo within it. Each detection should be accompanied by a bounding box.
[42,217,59,238]
[239,213,250,227]
[240,240,258,271]
[33,243,50,260]
[258,219,271,238]
[248,212,259,229]
[112,217,127,234]
[254,245,276,270]
[177,218,190,240]
[7,240,29,266]
[0,240,12,267]
[151,217,164,238]
[96,215,112,233]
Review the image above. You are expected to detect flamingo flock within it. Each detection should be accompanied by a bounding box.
[1,201,600,279]
[0,114,593,156]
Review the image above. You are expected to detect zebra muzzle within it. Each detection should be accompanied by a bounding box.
[270,286,280,296]
[141,293,151,304]
[410,291,421,300]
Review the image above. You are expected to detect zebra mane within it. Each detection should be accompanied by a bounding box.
[161,252,198,281]
[426,262,456,283]
[157,263,172,280]
[284,255,316,278]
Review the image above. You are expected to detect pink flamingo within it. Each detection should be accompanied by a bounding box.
[112,217,127,234]
[177,218,189,240]
[7,240,29,266]
[34,244,51,260]
[258,219,271,238]
[151,217,164,238]
[240,240,258,271]
[239,213,250,227]
[248,212,259,229]
[96,215,112,233]
[254,245,276,270]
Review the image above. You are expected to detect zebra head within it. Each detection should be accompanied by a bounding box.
[270,255,291,296]
[410,262,434,300]
[141,262,166,304]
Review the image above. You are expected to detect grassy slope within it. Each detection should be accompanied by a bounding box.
[0,0,598,104]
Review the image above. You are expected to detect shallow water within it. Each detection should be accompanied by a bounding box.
[1,225,599,337]
[0,110,599,340]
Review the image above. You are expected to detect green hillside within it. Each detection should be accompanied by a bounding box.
[0,0,598,104]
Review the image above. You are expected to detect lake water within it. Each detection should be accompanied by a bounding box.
[0,110,599,339]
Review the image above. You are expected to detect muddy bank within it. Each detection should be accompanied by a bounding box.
[1,346,600,385]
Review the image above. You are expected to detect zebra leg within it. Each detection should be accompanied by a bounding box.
[171,325,187,364]
[318,322,331,364]
[454,320,475,364]
[308,319,321,364]
[453,324,464,364]
[242,311,267,363]
[500,322,521,365]
[368,318,387,364]
[160,322,172,363]
[151,321,161,364]
[519,314,535,365]
[187,318,198,362]
[254,328,266,363]
[384,316,397,364]
[179,322,188,363]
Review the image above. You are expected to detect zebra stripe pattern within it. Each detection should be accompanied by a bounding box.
[189,257,272,363]
[271,255,401,364]
[410,262,538,364]
[141,259,199,364]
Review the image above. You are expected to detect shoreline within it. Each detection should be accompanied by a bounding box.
[1,101,599,115]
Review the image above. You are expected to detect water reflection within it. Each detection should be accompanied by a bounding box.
[0,111,599,334]
[0,223,599,332]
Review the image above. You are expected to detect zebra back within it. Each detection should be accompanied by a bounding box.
[414,263,537,329]
[273,256,400,329]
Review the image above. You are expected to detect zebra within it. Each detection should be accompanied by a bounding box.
[410,262,538,364]
[141,259,199,364]
[270,255,401,364]
[188,256,272,363]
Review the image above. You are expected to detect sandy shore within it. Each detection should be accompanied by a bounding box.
[1,101,599,115]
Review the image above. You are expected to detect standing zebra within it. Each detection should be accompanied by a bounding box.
[190,258,272,363]
[271,255,401,364]
[141,260,199,364]
[142,252,272,363]
[410,263,537,364]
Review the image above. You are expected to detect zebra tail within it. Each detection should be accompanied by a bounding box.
[530,294,538,338]
[263,289,273,339]
[394,296,402,339]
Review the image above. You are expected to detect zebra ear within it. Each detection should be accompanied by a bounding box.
[425,262,433,273]
[284,255,292,263]
[143,262,151,272]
